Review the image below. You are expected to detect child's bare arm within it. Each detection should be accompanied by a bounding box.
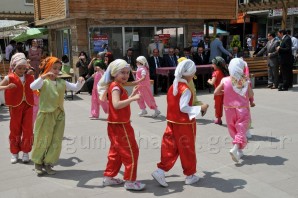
[0,78,9,87]
[248,85,254,98]
[112,89,140,109]
[214,83,224,95]
[207,76,216,85]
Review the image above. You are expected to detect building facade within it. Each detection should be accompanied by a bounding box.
[34,0,237,66]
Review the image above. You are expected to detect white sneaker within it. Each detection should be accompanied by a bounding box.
[124,181,146,191]
[22,153,30,163]
[11,154,18,164]
[238,150,244,159]
[102,177,124,186]
[138,109,148,116]
[246,130,252,139]
[152,110,161,118]
[185,174,200,185]
[229,145,240,163]
[151,169,168,187]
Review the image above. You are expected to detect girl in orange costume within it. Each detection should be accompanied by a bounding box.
[151,59,208,187]
[97,59,145,191]
[207,56,229,125]
[0,53,34,164]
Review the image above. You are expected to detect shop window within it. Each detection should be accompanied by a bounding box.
[89,27,123,59]
[156,27,184,54]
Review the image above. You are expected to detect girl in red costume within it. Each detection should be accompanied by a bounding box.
[152,59,208,187]
[97,59,146,191]
[207,56,229,125]
[0,53,34,164]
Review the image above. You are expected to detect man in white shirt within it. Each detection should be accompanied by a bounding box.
[148,35,164,57]
[5,40,16,61]
[246,36,252,51]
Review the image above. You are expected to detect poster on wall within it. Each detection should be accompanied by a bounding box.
[159,34,171,54]
[192,32,204,47]
[93,34,109,52]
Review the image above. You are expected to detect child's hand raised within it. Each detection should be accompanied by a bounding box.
[41,72,56,79]
[131,85,139,96]
[7,83,16,89]
[78,77,85,83]
[131,93,140,101]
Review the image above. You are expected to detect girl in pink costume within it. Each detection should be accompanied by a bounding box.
[90,60,108,119]
[214,58,254,163]
[132,56,160,117]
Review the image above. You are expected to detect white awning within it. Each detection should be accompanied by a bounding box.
[0,20,28,38]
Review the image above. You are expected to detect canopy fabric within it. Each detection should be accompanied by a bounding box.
[12,28,48,42]
[0,20,28,38]
[204,25,229,36]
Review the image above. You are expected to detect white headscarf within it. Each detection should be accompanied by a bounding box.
[136,56,149,68]
[173,59,196,96]
[97,59,130,101]
[10,53,27,71]
[228,58,248,96]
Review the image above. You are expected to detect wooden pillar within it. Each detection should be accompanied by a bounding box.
[281,0,288,29]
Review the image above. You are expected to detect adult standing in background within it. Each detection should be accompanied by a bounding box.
[276,29,292,91]
[256,32,280,89]
[29,39,42,79]
[5,40,16,61]
[198,36,211,62]
[123,48,137,81]
[209,34,232,62]
[286,29,298,88]
[246,35,252,51]
[148,35,164,57]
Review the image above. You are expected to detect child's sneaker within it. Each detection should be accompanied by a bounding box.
[185,174,200,185]
[214,118,222,125]
[138,109,147,116]
[124,181,146,191]
[152,109,161,118]
[102,177,124,186]
[44,164,56,175]
[151,169,168,187]
[22,153,30,163]
[10,154,18,164]
[246,130,252,139]
[229,146,240,163]
[35,164,43,175]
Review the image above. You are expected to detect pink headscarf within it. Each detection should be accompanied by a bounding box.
[10,53,27,71]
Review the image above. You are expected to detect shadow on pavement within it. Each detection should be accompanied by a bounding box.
[250,135,280,142]
[237,155,288,167]
[198,171,246,192]
[57,157,83,167]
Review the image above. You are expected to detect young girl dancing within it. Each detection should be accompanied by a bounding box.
[152,59,209,187]
[214,58,254,162]
[90,60,108,119]
[207,56,229,125]
[0,53,34,164]
[132,56,160,117]
[30,57,85,175]
[97,59,146,191]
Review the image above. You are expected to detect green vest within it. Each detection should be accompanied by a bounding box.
[39,78,66,112]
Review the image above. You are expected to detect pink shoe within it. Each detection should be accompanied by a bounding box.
[214,118,222,125]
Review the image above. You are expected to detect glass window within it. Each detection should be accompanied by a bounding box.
[89,27,123,59]
[56,29,71,61]
[156,27,184,54]
[294,16,298,35]
[124,27,154,58]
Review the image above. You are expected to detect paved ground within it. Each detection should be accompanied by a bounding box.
[0,85,298,198]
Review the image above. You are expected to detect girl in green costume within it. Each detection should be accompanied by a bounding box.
[30,57,85,175]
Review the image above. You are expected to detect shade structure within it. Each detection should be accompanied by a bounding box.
[204,25,229,36]
[13,28,48,42]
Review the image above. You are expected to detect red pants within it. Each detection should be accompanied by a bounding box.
[104,122,139,181]
[9,101,33,154]
[157,121,197,176]
[214,95,223,118]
